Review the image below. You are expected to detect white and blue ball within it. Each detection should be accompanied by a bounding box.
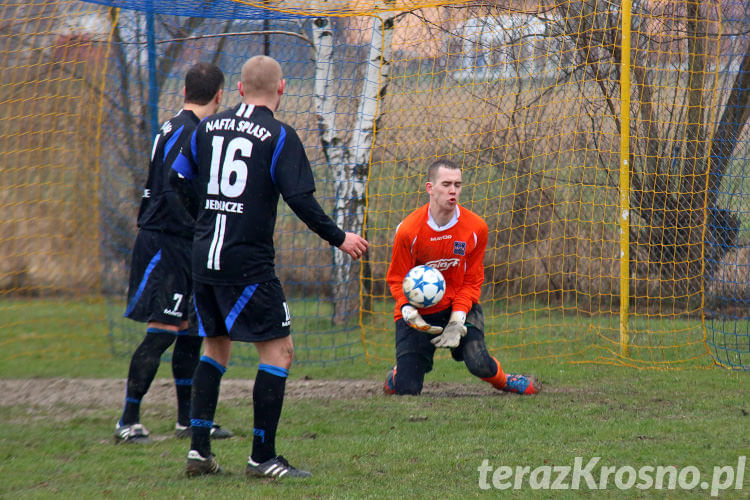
[402,265,446,308]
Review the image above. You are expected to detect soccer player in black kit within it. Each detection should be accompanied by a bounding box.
[171,55,368,478]
[116,62,233,443]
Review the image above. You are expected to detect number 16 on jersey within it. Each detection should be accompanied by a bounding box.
[205,135,251,270]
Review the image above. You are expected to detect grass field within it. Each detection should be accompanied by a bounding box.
[0,299,748,499]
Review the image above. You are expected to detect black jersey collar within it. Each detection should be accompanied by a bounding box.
[178,108,200,124]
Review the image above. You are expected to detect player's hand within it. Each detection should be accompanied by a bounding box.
[338,232,368,260]
[431,311,467,348]
[401,305,443,334]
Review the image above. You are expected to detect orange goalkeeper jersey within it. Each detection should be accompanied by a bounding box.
[387,203,488,320]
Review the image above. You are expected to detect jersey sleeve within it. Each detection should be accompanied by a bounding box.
[286,192,346,247]
[171,128,199,180]
[164,125,197,217]
[451,217,488,314]
[169,127,201,216]
[162,124,186,167]
[386,222,416,312]
[270,125,316,199]
[168,167,200,219]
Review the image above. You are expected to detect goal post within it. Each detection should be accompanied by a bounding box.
[619,0,632,358]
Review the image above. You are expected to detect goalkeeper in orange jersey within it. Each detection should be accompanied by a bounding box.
[383,158,540,396]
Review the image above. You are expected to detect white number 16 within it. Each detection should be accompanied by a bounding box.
[207,136,252,198]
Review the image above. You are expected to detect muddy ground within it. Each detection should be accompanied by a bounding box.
[0,377,507,409]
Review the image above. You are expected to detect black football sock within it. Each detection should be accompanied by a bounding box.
[251,364,288,463]
[120,329,175,425]
[172,334,202,426]
[189,356,225,457]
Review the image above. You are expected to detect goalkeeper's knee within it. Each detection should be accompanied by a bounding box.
[393,353,427,395]
[462,340,497,379]
[396,377,423,395]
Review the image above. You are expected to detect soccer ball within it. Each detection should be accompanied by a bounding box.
[402,265,446,308]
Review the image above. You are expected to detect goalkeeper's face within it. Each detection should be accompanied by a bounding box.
[427,166,462,213]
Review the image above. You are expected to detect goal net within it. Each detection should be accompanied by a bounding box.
[1,0,748,369]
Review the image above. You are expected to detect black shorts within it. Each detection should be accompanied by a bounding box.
[395,303,485,373]
[124,229,195,331]
[193,278,291,343]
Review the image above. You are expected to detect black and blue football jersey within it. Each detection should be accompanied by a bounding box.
[136,109,199,239]
[172,104,343,285]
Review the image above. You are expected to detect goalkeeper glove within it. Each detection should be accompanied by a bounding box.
[431,310,467,348]
[401,305,443,334]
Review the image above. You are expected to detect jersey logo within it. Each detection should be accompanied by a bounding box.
[281,302,291,327]
[454,241,466,256]
[163,293,184,317]
[161,121,172,134]
[425,258,460,271]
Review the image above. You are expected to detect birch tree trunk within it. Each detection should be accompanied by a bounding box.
[311,7,394,324]
[330,10,394,324]
[312,16,347,167]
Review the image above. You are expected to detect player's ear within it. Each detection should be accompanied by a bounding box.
[278,78,285,96]
[237,81,244,97]
[425,181,433,194]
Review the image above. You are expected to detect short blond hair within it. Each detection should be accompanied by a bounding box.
[240,55,282,98]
